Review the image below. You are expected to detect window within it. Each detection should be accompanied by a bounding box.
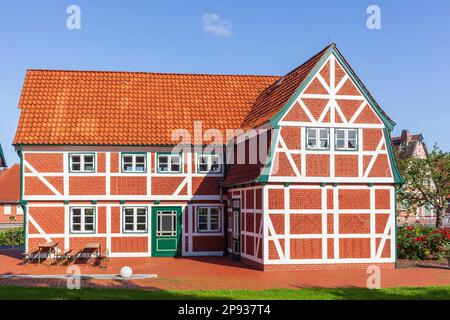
[4,205,11,215]
[70,154,95,172]
[122,153,146,172]
[197,154,222,173]
[70,207,95,233]
[157,210,177,236]
[157,154,182,173]
[197,207,221,232]
[335,128,358,150]
[16,206,23,215]
[306,128,329,150]
[123,207,147,232]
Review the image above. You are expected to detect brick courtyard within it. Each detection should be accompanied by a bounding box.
[0,248,449,290]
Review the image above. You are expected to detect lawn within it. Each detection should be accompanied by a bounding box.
[0,285,450,300]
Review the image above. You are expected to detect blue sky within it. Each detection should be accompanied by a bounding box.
[0,1,449,164]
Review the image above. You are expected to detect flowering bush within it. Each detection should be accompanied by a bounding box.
[0,227,24,246]
[397,225,450,260]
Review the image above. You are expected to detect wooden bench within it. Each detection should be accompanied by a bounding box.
[54,249,72,265]
[22,248,40,264]
[98,249,109,268]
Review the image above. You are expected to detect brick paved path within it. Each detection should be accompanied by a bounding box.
[1,249,449,290]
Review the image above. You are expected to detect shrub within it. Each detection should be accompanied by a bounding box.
[398,225,450,260]
[0,227,24,246]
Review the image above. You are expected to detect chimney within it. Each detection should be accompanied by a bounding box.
[400,129,411,145]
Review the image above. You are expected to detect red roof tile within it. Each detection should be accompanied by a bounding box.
[14,71,279,145]
[13,45,334,146]
[0,164,20,203]
[241,45,331,129]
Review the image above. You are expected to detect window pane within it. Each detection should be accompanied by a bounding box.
[171,156,180,164]
[137,224,146,231]
[307,129,316,138]
[211,223,219,231]
[125,208,134,215]
[85,209,94,216]
[84,163,94,171]
[124,164,133,172]
[135,156,145,163]
[307,139,316,148]
[84,156,94,163]
[158,164,168,172]
[72,156,81,163]
[123,156,133,163]
[199,164,208,172]
[348,130,356,139]
[85,224,94,231]
[320,138,328,148]
[72,208,81,215]
[198,223,207,231]
[73,216,81,224]
[211,208,219,217]
[161,215,173,231]
[159,156,168,164]
[320,129,328,139]
[125,224,134,231]
[137,208,146,215]
[199,156,208,164]
[171,164,180,172]
[348,139,357,149]
[72,224,81,231]
[72,163,81,171]
[336,130,345,139]
[137,216,146,224]
[125,216,134,223]
[336,139,345,148]
[85,216,94,224]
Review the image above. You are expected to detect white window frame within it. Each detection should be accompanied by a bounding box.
[197,154,222,174]
[16,205,23,215]
[121,153,147,173]
[157,153,182,173]
[69,153,95,173]
[123,207,148,233]
[197,207,221,233]
[4,205,11,215]
[306,128,329,150]
[335,128,358,151]
[70,207,96,234]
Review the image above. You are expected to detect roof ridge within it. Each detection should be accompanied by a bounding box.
[26,68,281,78]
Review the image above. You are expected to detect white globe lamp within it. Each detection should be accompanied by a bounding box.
[120,266,133,279]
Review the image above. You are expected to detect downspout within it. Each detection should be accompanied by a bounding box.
[394,185,401,269]
[18,145,27,251]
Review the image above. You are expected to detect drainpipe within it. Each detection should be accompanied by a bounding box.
[394,185,401,269]
[17,145,27,251]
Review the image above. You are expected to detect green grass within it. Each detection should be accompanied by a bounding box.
[0,285,450,300]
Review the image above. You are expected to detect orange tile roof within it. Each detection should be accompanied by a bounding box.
[241,45,330,129]
[14,71,279,145]
[13,44,332,146]
[0,164,20,203]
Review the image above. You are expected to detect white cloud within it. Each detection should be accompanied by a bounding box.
[202,13,232,36]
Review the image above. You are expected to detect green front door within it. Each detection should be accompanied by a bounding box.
[151,206,182,257]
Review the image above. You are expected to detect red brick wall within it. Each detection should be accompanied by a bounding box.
[25,153,63,172]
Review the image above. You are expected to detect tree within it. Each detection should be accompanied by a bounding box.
[397,146,450,227]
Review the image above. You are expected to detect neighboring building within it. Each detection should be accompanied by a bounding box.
[0,143,6,170]
[13,44,401,270]
[392,130,449,226]
[0,164,23,226]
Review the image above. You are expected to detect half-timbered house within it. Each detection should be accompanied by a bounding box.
[13,44,402,270]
